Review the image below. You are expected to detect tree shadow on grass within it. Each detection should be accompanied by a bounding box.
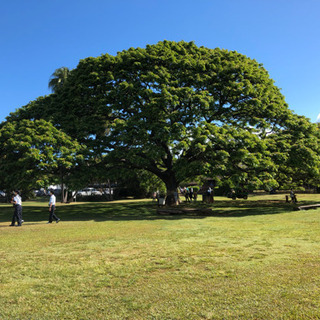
[0,199,306,225]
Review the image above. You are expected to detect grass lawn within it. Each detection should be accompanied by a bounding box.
[0,194,319,319]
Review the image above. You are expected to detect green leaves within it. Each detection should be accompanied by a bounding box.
[4,40,318,194]
[48,67,71,93]
[0,119,84,193]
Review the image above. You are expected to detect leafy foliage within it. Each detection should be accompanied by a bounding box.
[0,119,84,194]
[4,41,320,195]
[48,67,70,92]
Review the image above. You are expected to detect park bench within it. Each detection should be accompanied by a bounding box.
[297,204,320,210]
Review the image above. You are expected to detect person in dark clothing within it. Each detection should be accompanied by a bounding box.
[10,190,23,227]
[48,190,60,224]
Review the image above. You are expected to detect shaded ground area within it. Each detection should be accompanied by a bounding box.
[0,197,306,225]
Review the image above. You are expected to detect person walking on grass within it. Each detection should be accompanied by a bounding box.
[48,190,60,224]
[10,190,23,227]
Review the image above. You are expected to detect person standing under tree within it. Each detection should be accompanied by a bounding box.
[290,190,297,203]
[10,190,23,227]
[48,190,60,224]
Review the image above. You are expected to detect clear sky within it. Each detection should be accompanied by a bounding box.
[1,0,320,123]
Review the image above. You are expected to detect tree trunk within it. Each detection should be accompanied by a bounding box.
[163,174,179,206]
[108,179,113,200]
[60,169,67,203]
[64,189,69,203]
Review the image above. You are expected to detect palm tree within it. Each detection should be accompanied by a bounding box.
[48,67,70,92]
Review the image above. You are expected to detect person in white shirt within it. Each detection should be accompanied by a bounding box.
[10,190,23,226]
[48,190,60,223]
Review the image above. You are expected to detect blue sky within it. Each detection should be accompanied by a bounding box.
[1,0,320,123]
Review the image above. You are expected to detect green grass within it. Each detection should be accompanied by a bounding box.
[0,194,319,319]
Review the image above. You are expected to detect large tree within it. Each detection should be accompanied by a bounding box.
[0,119,84,200]
[7,41,317,202]
[266,115,320,190]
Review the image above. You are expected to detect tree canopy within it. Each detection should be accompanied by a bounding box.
[5,41,320,200]
[0,119,84,196]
